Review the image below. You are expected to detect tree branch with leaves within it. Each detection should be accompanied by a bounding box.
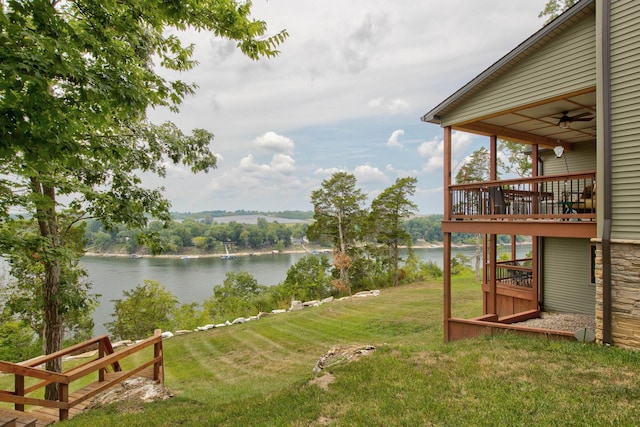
[0,0,286,400]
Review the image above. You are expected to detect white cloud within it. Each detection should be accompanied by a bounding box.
[271,154,296,174]
[418,131,476,173]
[367,97,382,108]
[354,164,388,184]
[161,161,191,179]
[254,131,295,155]
[368,97,410,115]
[387,98,410,114]
[143,0,549,213]
[418,137,443,173]
[314,167,346,177]
[387,129,404,147]
[238,153,296,176]
[341,12,390,74]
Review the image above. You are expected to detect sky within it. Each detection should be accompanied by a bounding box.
[146,0,551,215]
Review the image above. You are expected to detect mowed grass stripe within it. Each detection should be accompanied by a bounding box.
[63,280,640,426]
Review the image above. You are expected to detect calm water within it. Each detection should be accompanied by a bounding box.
[82,244,531,334]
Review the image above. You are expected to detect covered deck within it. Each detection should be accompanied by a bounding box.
[421,1,601,343]
[428,87,598,342]
[440,161,597,342]
[444,171,597,238]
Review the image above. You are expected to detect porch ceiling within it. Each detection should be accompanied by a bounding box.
[454,89,596,149]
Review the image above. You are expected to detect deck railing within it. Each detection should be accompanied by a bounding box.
[450,171,596,221]
[0,329,163,422]
[492,258,533,288]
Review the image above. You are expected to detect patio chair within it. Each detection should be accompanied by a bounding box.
[573,184,596,213]
[488,186,508,214]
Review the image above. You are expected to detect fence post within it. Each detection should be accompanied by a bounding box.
[14,374,24,412]
[59,383,69,421]
[153,329,164,384]
[99,337,106,382]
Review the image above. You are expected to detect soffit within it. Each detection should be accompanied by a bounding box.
[421,0,597,149]
[455,89,596,148]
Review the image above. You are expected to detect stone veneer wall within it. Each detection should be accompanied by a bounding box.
[595,241,640,350]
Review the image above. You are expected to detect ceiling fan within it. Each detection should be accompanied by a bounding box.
[553,111,594,127]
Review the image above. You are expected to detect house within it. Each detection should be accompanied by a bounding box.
[422,0,640,350]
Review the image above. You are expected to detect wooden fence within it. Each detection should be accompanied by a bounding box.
[0,329,163,424]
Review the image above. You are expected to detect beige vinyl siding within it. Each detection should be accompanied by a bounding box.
[442,12,596,126]
[543,237,595,315]
[539,141,596,175]
[610,0,640,240]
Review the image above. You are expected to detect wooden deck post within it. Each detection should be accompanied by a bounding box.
[531,143,541,312]
[443,126,452,342]
[489,135,498,316]
[532,144,539,215]
[59,383,69,421]
[489,234,498,315]
[153,329,164,384]
[99,337,106,382]
[489,135,497,181]
[14,375,24,412]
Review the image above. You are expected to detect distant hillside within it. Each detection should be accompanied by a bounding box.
[171,210,314,221]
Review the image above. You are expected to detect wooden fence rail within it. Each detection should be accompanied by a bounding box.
[0,329,163,423]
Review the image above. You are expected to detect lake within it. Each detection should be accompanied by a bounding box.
[82,244,532,334]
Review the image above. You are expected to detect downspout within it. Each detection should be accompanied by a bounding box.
[537,155,545,311]
[601,0,613,345]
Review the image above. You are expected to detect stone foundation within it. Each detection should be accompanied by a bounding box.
[594,240,640,350]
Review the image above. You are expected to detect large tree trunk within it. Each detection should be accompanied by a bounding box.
[43,260,63,401]
[392,243,399,287]
[336,214,351,295]
[31,178,64,401]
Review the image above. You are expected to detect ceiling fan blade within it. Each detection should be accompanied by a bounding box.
[572,112,592,119]
[572,117,593,121]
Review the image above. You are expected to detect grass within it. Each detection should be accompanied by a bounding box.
[51,276,640,425]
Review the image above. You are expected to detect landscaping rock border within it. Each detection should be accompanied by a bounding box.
[157,290,381,339]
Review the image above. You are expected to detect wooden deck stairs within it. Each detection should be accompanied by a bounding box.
[0,330,163,425]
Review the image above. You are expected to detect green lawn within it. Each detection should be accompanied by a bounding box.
[61,277,640,426]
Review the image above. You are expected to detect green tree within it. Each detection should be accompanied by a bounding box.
[401,251,442,283]
[1,219,97,348]
[455,147,491,184]
[498,140,532,178]
[370,177,418,287]
[172,302,210,331]
[0,320,40,363]
[106,280,178,341]
[281,255,332,302]
[308,172,367,295]
[539,0,577,24]
[455,148,490,281]
[91,231,114,253]
[204,272,266,321]
[0,1,286,400]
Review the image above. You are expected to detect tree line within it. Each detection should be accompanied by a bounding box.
[83,213,474,256]
[85,217,306,255]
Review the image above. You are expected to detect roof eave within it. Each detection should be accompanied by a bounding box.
[420,0,595,126]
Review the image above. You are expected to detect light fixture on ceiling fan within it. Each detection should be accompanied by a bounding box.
[553,111,594,129]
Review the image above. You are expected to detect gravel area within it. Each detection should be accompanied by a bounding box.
[515,312,596,332]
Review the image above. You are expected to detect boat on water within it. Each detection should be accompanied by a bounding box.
[221,244,237,260]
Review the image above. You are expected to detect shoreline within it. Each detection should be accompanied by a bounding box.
[83,241,532,260]
[82,241,514,260]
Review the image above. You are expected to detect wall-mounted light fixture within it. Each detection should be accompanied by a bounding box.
[553,146,564,158]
